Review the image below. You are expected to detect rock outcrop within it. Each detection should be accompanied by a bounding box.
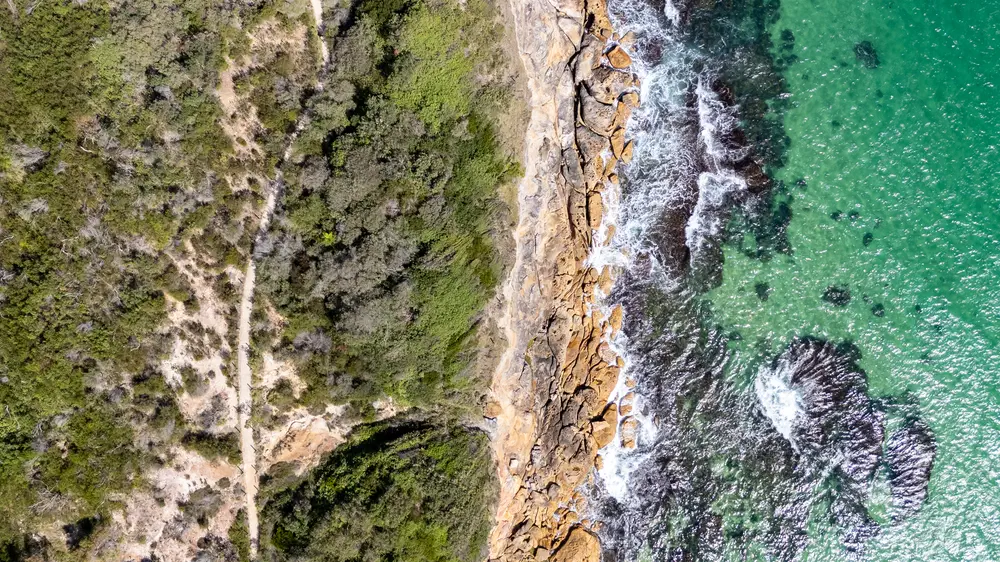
[489,0,637,559]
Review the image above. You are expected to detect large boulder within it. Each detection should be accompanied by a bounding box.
[585,66,632,105]
[579,91,617,136]
[552,527,601,562]
[606,45,632,68]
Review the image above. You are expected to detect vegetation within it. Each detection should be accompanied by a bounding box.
[259,421,495,562]
[0,0,513,555]
[229,509,252,562]
[0,0,286,548]
[181,430,242,464]
[256,0,519,410]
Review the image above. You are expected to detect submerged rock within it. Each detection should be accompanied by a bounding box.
[854,41,880,68]
[871,303,885,317]
[886,420,936,521]
[863,232,873,246]
[755,281,771,301]
[823,284,852,306]
[780,29,795,50]
[758,338,884,484]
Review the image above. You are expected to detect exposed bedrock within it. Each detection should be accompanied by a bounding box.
[488,0,638,560]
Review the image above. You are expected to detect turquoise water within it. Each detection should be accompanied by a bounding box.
[708,0,1000,558]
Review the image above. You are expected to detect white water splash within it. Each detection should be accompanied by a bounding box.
[663,0,681,27]
[594,0,695,504]
[754,360,805,447]
[594,0,761,506]
[684,78,749,259]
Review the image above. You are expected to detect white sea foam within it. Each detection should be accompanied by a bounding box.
[594,0,764,506]
[594,0,697,504]
[754,359,805,447]
[663,0,681,27]
[684,78,749,261]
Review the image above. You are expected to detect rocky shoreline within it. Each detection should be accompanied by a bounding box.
[488,0,638,559]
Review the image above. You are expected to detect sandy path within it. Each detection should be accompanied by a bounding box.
[236,260,261,557]
[310,0,330,65]
[236,5,329,557]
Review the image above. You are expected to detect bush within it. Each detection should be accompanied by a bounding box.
[259,421,496,562]
[181,431,242,464]
[256,0,517,409]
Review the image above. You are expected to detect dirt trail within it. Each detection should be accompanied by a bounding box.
[236,5,329,557]
[310,0,330,64]
[236,261,261,556]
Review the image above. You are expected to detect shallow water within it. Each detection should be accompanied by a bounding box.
[710,0,1000,557]
[600,0,1000,559]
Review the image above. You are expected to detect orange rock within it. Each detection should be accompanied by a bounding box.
[606,45,632,69]
[552,527,601,562]
[609,304,623,335]
[587,191,603,229]
[616,102,632,126]
[620,416,638,449]
[604,156,618,179]
[610,128,625,158]
[619,392,635,416]
[621,140,634,164]
[584,154,605,188]
[598,267,613,293]
[485,400,502,419]
[586,0,613,41]
[591,419,615,448]
[621,91,640,108]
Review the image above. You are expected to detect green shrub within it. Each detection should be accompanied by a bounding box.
[256,0,517,409]
[181,431,241,464]
[259,421,496,562]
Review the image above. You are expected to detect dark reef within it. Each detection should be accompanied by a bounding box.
[823,284,852,306]
[886,419,937,520]
[854,41,880,68]
[755,281,772,301]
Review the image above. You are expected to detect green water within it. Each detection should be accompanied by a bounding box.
[708,0,1000,559]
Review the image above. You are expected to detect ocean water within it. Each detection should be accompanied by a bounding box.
[598,0,1000,560]
[711,0,1000,558]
